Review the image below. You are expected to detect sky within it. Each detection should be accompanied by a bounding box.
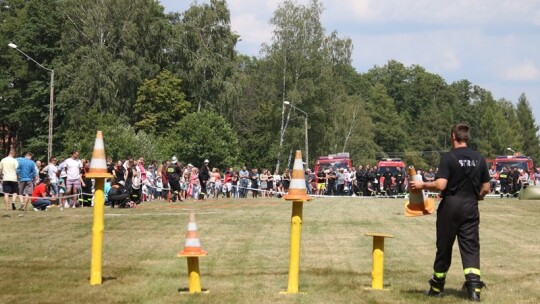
[160,0,540,127]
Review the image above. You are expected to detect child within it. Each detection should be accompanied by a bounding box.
[156,176,163,201]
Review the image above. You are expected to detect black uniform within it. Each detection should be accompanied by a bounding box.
[499,170,510,195]
[383,170,394,195]
[167,163,182,202]
[434,147,490,281]
[356,169,367,196]
[395,169,405,194]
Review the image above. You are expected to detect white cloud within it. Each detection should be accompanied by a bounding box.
[504,62,540,82]
[159,0,540,125]
[326,0,540,25]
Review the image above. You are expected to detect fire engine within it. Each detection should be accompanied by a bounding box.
[313,153,353,182]
[376,158,407,191]
[493,154,534,178]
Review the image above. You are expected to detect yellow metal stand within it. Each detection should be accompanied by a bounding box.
[186,257,202,293]
[90,178,105,285]
[365,233,394,290]
[281,200,304,294]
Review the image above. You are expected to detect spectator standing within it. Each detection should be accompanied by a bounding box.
[316,169,326,195]
[273,169,283,195]
[282,169,291,193]
[60,151,84,208]
[190,167,200,200]
[250,168,260,198]
[259,169,268,197]
[231,170,239,198]
[113,160,125,183]
[16,152,37,210]
[223,167,234,198]
[326,167,337,195]
[266,169,274,197]
[42,156,59,199]
[534,167,540,185]
[239,166,249,198]
[336,168,345,196]
[1,149,19,210]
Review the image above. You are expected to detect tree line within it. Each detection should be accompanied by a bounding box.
[1,0,539,170]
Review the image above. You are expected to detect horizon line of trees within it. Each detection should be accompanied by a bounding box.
[1,0,539,170]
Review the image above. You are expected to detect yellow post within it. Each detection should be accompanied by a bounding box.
[90,178,105,285]
[186,257,202,293]
[365,233,394,290]
[86,130,113,286]
[286,200,304,294]
[281,150,311,295]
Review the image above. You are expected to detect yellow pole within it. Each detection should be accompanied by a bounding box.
[186,257,202,293]
[90,178,105,285]
[286,200,304,293]
[371,236,385,289]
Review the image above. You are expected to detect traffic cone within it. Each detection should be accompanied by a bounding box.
[178,213,208,257]
[405,166,435,217]
[284,150,312,201]
[85,131,113,179]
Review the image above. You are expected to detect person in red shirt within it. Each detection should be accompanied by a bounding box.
[32,178,55,211]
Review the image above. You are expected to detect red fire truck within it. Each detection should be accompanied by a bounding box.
[493,154,534,178]
[313,152,353,182]
[377,158,407,191]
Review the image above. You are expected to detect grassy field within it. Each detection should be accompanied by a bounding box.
[1,196,539,304]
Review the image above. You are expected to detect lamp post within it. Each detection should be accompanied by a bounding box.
[506,147,516,155]
[283,101,309,167]
[8,42,54,160]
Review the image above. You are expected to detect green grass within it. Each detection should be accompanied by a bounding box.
[1,197,539,303]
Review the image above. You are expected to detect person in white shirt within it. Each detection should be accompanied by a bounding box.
[0,149,19,210]
[41,156,59,196]
[59,151,85,207]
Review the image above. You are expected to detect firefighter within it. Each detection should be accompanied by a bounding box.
[355,165,367,196]
[166,156,183,202]
[410,124,490,302]
[498,167,510,197]
[382,167,394,195]
[395,168,405,194]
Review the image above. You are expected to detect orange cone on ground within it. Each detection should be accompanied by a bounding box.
[405,166,435,217]
[178,213,208,257]
[284,150,312,201]
[85,131,113,179]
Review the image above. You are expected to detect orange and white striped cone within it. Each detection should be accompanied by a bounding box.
[284,150,312,201]
[178,213,208,257]
[405,166,435,217]
[85,131,113,179]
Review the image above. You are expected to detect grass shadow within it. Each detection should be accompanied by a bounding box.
[402,288,467,300]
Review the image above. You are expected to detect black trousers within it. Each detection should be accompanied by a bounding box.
[434,195,480,277]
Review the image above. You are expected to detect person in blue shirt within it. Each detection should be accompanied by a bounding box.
[16,151,36,210]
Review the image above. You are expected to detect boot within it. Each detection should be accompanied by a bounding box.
[426,276,445,297]
[463,279,486,302]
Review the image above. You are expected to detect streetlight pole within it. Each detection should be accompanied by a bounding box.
[8,42,54,160]
[283,101,309,167]
[506,147,516,155]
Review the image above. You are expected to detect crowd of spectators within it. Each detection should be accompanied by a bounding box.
[2,150,540,211]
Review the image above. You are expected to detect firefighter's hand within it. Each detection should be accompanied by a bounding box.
[409,180,424,190]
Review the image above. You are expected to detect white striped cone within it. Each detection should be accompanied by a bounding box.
[86,131,113,179]
[178,213,208,257]
[405,166,434,217]
[284,150,312,201]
